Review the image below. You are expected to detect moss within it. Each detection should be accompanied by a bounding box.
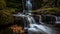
[41,8,60,14]
[0,9,14,25]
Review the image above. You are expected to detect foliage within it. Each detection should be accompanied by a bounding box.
[6,0,22,11]
[0,9,14,25]
[0,0,6,9]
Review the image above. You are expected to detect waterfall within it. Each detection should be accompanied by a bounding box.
[24,0,55,34]
[13,0,56,34]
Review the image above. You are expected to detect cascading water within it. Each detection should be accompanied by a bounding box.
[39,15,44,24]
[26,15,55,34]
[27,16,36,24]
[25,0,55,34]
[26,0,32,13]
[13,0,56,34]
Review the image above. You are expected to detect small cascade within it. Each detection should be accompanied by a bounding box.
[27,16,36,24]
[39,15,44,24]
[26,0,32,13]
[55,16,60,23]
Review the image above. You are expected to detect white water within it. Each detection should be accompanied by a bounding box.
[25,0,55,34]
[26,15,54,34]
[27,15,36,24]
[26,0,32,13]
